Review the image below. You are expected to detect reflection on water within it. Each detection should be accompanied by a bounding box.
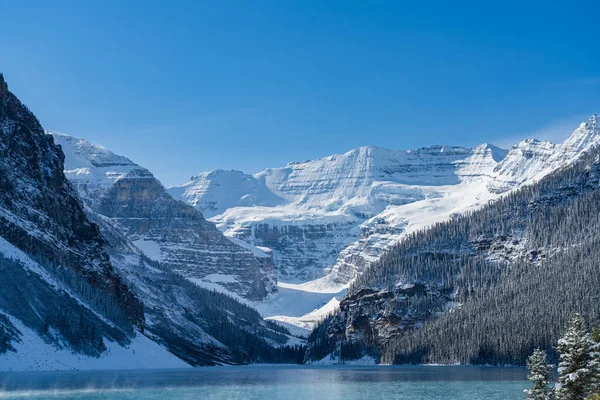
[0,365,528,400]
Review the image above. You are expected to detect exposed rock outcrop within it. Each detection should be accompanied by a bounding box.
[0,73,143,327]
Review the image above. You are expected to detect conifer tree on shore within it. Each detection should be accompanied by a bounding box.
[555,314,593,400]
[525,348,553,400]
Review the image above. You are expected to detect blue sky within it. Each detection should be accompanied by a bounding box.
[1,1,599,186]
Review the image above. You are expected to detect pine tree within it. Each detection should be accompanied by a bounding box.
[589,324,600,397]
[555,314,593,400]
[525,348,554,400]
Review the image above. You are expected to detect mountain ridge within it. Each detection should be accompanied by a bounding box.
[169,118,597,292]
[51,133,278,301]
[0,72,151,368]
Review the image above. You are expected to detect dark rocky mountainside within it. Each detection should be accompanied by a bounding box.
[0,73,143,324]
[0,72,143,358]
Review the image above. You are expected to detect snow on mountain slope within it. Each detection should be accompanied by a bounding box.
[253,144,506,212]
[171,116,599,332]
[171,143,507,285]
[489,115,600,192]
[1,314,188,372]
[266,297,341,336]
[318,179,498,291]
[169,169,286,218]
[0,216,188,372]
[326,119,599,289]
[52,133,277,301]
[55,134,149,210]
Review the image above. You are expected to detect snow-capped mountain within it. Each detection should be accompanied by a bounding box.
[489,115,600,192]
[170,115,599,306]
[2,63,597,369]
[306,135,600,365]
[169,169,286,218]
[170,144,509,285]
[52,133,277,301]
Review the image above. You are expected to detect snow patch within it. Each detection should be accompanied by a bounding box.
[267,297,340,333]
[0,316,189,372]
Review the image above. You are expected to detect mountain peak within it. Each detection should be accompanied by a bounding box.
[0,73,7,100]
[562,114,600,153]
[190,169,248,182]
[575,113,599,134]
[50,132,138,169]
[472,143,509,162]
[586,113,598,129]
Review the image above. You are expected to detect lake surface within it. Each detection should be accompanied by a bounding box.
[0,365,528,400]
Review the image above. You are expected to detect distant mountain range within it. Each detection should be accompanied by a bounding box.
[168,117,599,295]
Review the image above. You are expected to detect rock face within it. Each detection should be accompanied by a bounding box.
[0,73,143,323]
[0,72,143,359]
[215,213,361,283]
[52,134,277,301]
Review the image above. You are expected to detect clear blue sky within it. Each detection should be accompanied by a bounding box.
[1,1,599,186]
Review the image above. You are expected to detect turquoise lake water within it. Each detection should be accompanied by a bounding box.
[0,365,529,400]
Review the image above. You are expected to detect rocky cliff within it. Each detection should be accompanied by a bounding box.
[0,72,145,363]
[52,134,277,301]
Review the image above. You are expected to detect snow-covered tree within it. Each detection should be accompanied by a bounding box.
[525,348,554,400]
[589,325,600,396]
[555,314,593,400]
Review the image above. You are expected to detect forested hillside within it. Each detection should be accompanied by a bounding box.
[307,130,600,365]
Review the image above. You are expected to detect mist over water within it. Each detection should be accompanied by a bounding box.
[0,365,528,400]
